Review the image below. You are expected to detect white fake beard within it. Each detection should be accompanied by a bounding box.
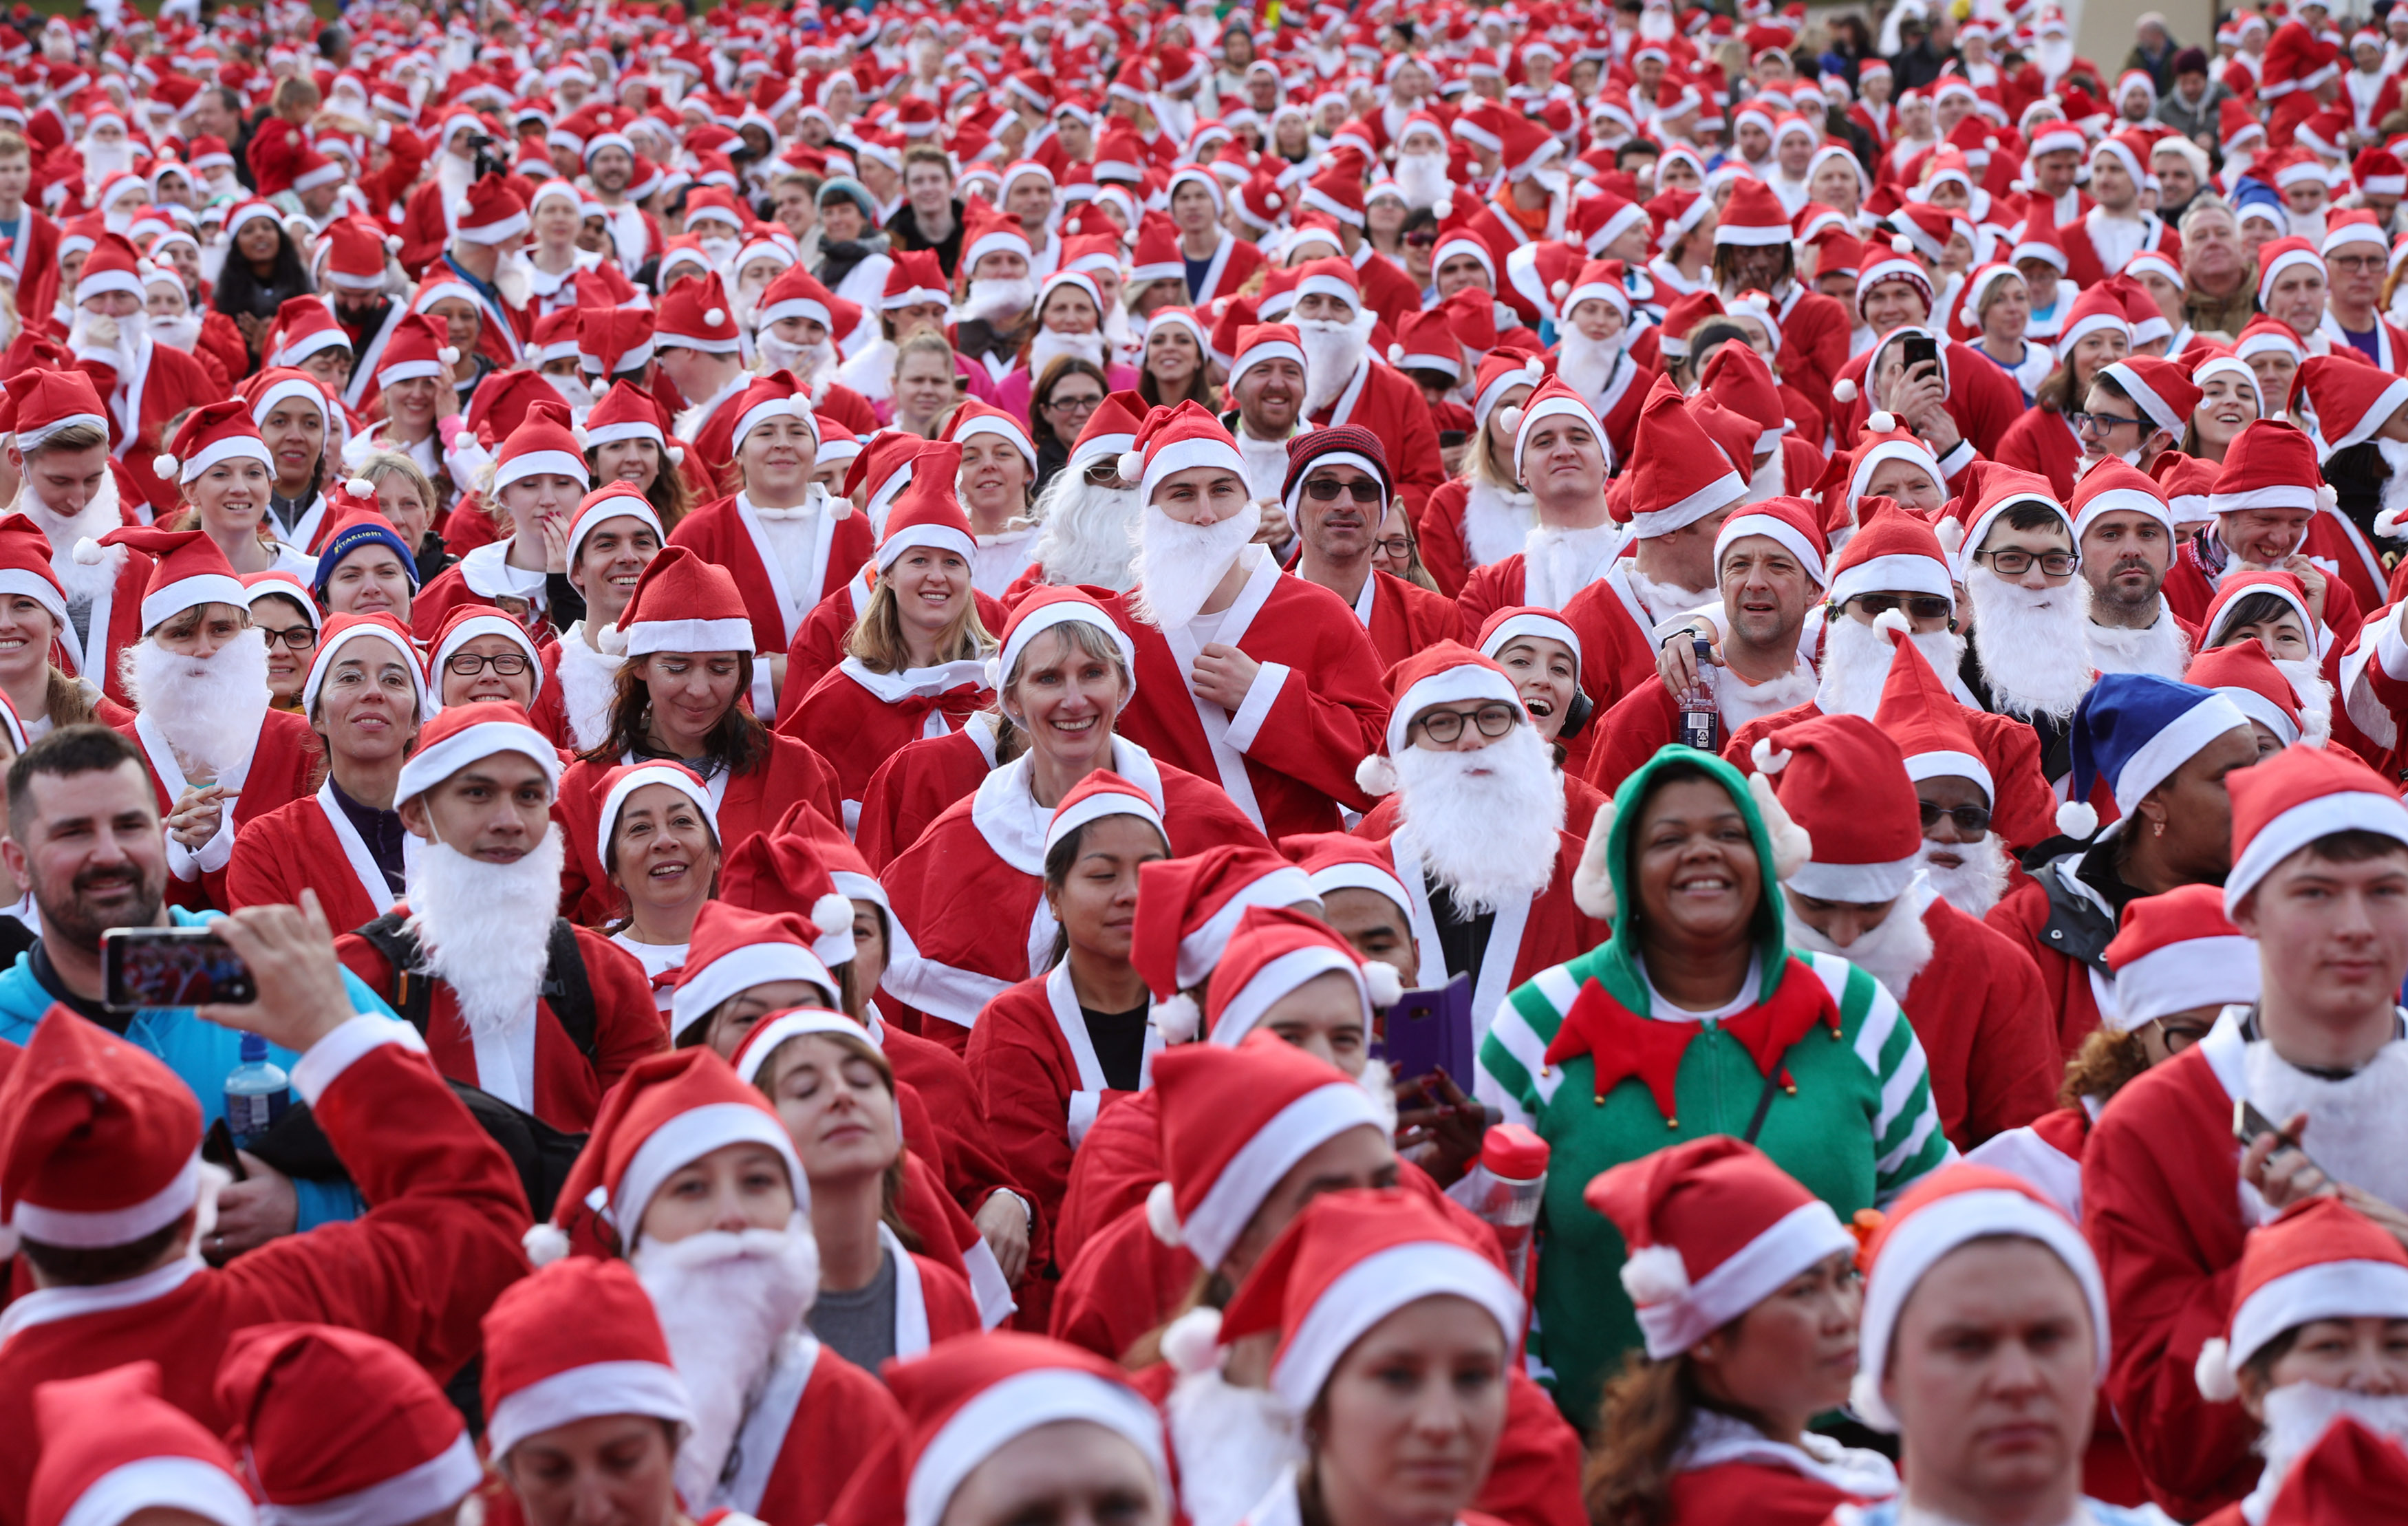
[958,276,1037,325]
[1966,566,2094,723]
[404,828,566,1042]
[2380,441,2408,530]
[2085,612,2190,680]
[757,332,835,385]
[2034,37,2074,80]
[1918,833,2010,918]
[697,234,740,275]
[2276,655,2335,747]
[494,261,532,311]
[1167,1365,1306,1526]
[1101,301,1137,354]
[1132,499,1260,630]
[69,307,144,370]
[2243,1038,2408,1211]
[1395,151,1451,211]
[1393,721,1566,915]
[1462,479,1536,568]
[1554,328,1622,401]
[632,1226,821,1512]
[1744,449,1785,505]
[436,153,475,211]
[1296,314,1371,415]
[1817,614,1966,720]
[2255,1383,2408,1498]
[121,630,270,777]
[1784,892,1935,1003]
[1622,566,1715,625]
[147,311,201,351]
[83,139,133,178]
[1029,326,1108,376]
[1638,8,1675,42]
[1030,472,1141,591]
[555,634,627,751]
[544,372,596,410]
[18,472,126,601]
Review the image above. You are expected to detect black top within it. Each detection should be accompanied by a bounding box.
[327,777,409,893]
[1082,1002,1150,1092]
[31,939,118,1031]
[815,232,892,294]
[887,199,965,279]
[1426,876,1494,985]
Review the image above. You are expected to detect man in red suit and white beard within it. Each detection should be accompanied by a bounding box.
[1287,257,1445,517]
[0,369,148,711]
[67,232,220,519]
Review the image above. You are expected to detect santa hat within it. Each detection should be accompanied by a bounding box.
[1822,508,1951,621]
[0,1009,212,1255]
[1117,400,1248,506]
[1477,607,1584,673]
[1945,465,2070,581]
[757,264,858,337]
[671,898,841,1043]
[146,398,270,490]
[72,233,147,307]
[580,384,678,464]
[493,401,592,495]
[1756,713,1922,901]
[2211,420,2328,518]
[2257,237,2327,312]
[2262,1410,2408,1520]
[8,368,109,453]
[2297,354,2408,460]
[1226,322,1308,394]
[264,297,353,369]
[1282,832,1413,923]
[2189,639,2308,750]
[874,447,979,573]
[1871,613,1993,801]
[579,308,659,379]
[427,607,544,709]
[0,519,65,633]
[728,369,822,453]
[2103,883,2259,1039]
[2070,456,2175,537]
[1831,420,1945,525]
[216,1324,480,1526]
[2235,316,2307,368]
[86,526,244,634]
[592,755,722,881]
[2060,674,2251,841]
[2225,744,2408,915]
[453,174,529,244]
[1132,846,1320,1037]
[940,399,1037,475]
[615,544,755,658]
[2202,570,2319,652]
[1713,497,1828,588]
[1042,770,1169,867]
[526,1046,804,1263]
[2195,1196,2408,1402]
[393,700,561,806]
[883,250,952,310]
[1355,642,1525,798]
[375,314,458,390]
[1851,1164,2108,1430]
[1847,253,1933,326]
[323,217,396,291]
[301,611,427,719]
[1587,1135,1854,1358]
[1464,350,1548,432]
[564,483,665,568]
[27,1364,253,1526]
[1205,904,1401,1049]
[1216,1187,1522,1414]
[1609,378,1743,534]
[2103,357,2202,438]
[989,586,1138,695]
[480,1258,695,1457]
[656,272,742,354]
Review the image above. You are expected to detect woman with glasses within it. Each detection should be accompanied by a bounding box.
[243,571,321,714]
[1135,308,1214,411]
[430,605,550,718]
[1029,356,1112,491]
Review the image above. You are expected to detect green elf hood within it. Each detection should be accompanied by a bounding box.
[1569,743,1815,1013]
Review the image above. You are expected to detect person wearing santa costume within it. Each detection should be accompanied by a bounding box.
[1,370,147,713]
[1945,464,2108,777]
[2167,420,2372,640]
[657,273,757,472]
[429,603,557,738]
[2292,356,2408,612]
[1829,303,2025,475]
[0,522,122,751]
[2074,456,2195,683]
[533,482,663,753]
[1759,712,2058,1152]
[751,266,883,436]
[332,700,664,1132]
[1988,674,2261,1058]
[585,759,718,1006]
[1015,385,1147,598]
[1583,1137,1900,1524]
[2081,744,2408,1519]
[1415,352,1546,601]
[213,1323,484,1526]
[1842,1164,2164,1526]
[1476,742,1953,1427]
[241,368,345,555]
[1711,178,1853,411]
[224,613,426,934]
[1101,402,1389,843]
[782,451,995,834]
[0,932,531,1526]
[67,232,219,519]
[336,316,477,507]
[518,1047,906,1525]
[407,401,591,643]
[419,175,532,371]
[23,1364,255,1526]
[1587,497,1825,794]
[1284,258,1442,517]
[2189,571,2341,751]
[1282,427,1462,667]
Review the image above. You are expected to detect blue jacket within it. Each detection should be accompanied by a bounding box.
[0,907,404,1231]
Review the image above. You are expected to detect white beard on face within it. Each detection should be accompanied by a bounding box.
[840,336,897,403]
[1784,892,1936,1003]
[494,260,533,312]
[1966,566,2095,723]
[405,828,568,1042]
[436,153,474,213]
[632,1226,821,1513]
[2275,655,2335,746]
[1296,314,1371,415]
[69,308,144,372]
[1132,499,1261,630]
[1816,614,1966,719]
[2244,1038,2408,1210]
[121,630,271,777]
[554,632,627,751]
[1394,721,1567,915]
[1167,1366,1305,1526]
[2085,612,2190,680]
[1554,329,1622,402]
[1919,832,2010,918]
[757,332,834,384]
[1101,301,1137,356]
[544,371,596,411]
[1743,449,1785,505]
[2380,441,2408,530]
[1030,471,1141,591]
[958,277,1037,325]
[2253,1383,2408,1507]
[18,473,127,602]
[83,140,133,178]
[145,311,200,352]
[697,235,740,275]
[1029,326,1109,377]
[1395,150,1451,210]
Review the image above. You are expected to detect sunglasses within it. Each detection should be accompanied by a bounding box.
[1920,802,1992,834]
[1849,593,1953,621]
[1404,230,1438,247]
[1303,476,1384,503]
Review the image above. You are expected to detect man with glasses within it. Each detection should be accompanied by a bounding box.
[1281,428,1460,666]
[2072,355,2191,482]
[1953,473,2099,782]
[1033,367,1106,490]
[2316,212,2408,367]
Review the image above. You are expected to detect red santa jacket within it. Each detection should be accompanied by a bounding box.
[336,918,669,1132]
[2058,211,2178,291]
[780,659,993,832]
[777,574,1007,721]
[8,208,59,330]
[854,721,1000,870]
[1414,478,1508,601]
[1725,698,2061,857]
[667,492,878,657]
[1352,244,1425,330]
[226,784,404,934]
[1664,1457,1891,1526]
[1827,336,2025,462]
[1184,231,1266,305]
[0,1023,529,1526]
[1353,568,1465,667]
[1773,283,1855,417]
[1994,406,2088,500]
[1983,855,2111,1058]
[50,542,149,712]
[1307,358,1445,516]
[114,707,323,911]
[1897,892,2061,1150]
[735,1343,907,1526]
[878,1009,1045,1269]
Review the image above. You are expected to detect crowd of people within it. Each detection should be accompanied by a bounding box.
[13,0,2408,1523]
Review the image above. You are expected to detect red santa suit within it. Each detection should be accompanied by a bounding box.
[1355,769,1606,845]
[45,535,149,713]
[1994,405,2090,500]
[1343,566,1464,666]
[1415,477,1535,601]
[80,338,223,519]
[688,380,881,480]
[115,707,322,911]
[855,718,1002,869]
[1307,356,1445,516]
[225,782,405,932]
[780,657,994,835]
[666,491,877,664]
[1887,887,2062,1150]
[1772,282,1854,416]
[1181,229,1267,305]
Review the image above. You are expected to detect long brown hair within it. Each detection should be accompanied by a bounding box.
[582,650,771,774]
[586,441,693,537]
[1586,1352,1773,1526]
[2058,1026,2151,1108]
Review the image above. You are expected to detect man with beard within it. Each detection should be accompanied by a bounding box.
[1218,324,1311,519]
[396,114,493,277]
[1105,402,1388,841]
[1,370,149,711]
[317,217,406,413]
[1017,389,1145,596]
[98,524,323,912]
[1286,258,1443,515]
[512,1049,901,1525]
[741,266,881,437]
[1390,111,1454,212]
[951,211,1040,383]
[67,233,220,521]
[1284,429,1459,666]
[2083,746,2408,1519]
[1949,467,2100,780]
[1761,711,2058,1152]
[335,700,663,1133]
[2074,456,2193,681]
[1710,177,1851,407]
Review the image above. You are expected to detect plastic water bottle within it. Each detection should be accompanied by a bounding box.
[1676,636,1720,754]
[224,1033,289,1150]
[1461,1124,1550,1291]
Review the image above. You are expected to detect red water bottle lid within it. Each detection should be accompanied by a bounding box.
[1480,1122,1549,1180]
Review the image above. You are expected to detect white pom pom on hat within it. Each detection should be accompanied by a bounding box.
[1619,1243,1692,1304]
[2195,1337,2239,1402]
[1890,235,1917,254]
[1873,607,1911,636]
[438,346,460,365]
[71,537,107,566]
[523,1221,570,1267]
[151,453,179,479]
[1750,735,1792,775]
[1117,449,1146,483]
[1388,342,1404,361]
[1363,959,1404,1009]
[1551,277,1570,299]
[1432,197,1454,219]
[810,892,852,938]
[1571,794,1617,921]
[2056,799,2100,840]
[1355,752,1398,797]
[1867,411,1898,433]
[1145,1179,1183,1246]
[1151,991,1201,1044]
[705,308,727,326]
[1498,404,1525,435]
[1831,378,1858,403]
[1160,1305,1223,1375]
[345,476,376,496]
[1747,767,1814,881]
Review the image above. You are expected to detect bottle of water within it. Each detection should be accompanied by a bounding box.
[1677,636,1720,754]
[1461,1124,1550,1293]
[224,1032,290,1150]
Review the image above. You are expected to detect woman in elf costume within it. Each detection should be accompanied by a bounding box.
[1474,744,1953,1427]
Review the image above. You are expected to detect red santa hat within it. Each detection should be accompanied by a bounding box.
[579,308,660,378]
[322,217,396,291]
[656,271,742,354]
[0,519,66,631]
[2102,357,2202,439]
[1282,832,1412,923]
[579,384,679,466]
[2225,744,2408,915]
[2195,1196,2408,1402]
[874,447,980,572]
[27,1364,253,1526]
[1043,769,1168,864]
[1225,321,1309,394]
[453,174,529,244]
[1117,400,1249,506]
[2262,1410,2408,1520]
[2193,623,2311,733]
[2211,420,2329,519]
[302,610,427,719]
[1713,175,1794,249]
[2069,455,2176,537]
[2257,237,2328,312]
[960,208,1035,273]
[0,1009,208,1255]
[757,265,857,336]
[427,607,545,709]
[216,1324,480,1526]
[1355,642,1525,798]
[1606,378,1745,535]
[1289,255,1362,315]
[2202,569,2320,653]
[564,480,665,565]
[493,401,591,495]
[268,300,354,369]
[1215,1186,1522,1414]
[670,899,842,1045]
[7,368,109,454]
[728,368,822,454]
[1868,610,1992,801]
[1754,712,1922,902]
[2103,883,2260,1040]
[1851,1164,2109,1430]
[1831,420,1945,526]
[1203,903,1401,1049]
[1477,606,1584,670]
[883,250,952,310]
[1463,349,1547,431]
[2235,316,2308,369]
[1712,497,1828,588]
[940,399,1037,475]
[989,586,1139,696]
[526,1046,804,1263]
[727,1006,886,1090]
[146,397,271,490]
[72,232,147,307]
[374,314,458,389]
[614,544,755,658]
[2297,354,2408,462]
[392,699,561,806]
[480,1258,696,1459]
[2052,282,2136,363]
[1587,1135,1856,1359]
[592,757,722,886]
[1132,844,1320,1030]
[87,525,246,633]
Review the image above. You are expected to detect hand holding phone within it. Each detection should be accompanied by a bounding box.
[2235,1099,2334,1207]
[1383,974,1476,1086]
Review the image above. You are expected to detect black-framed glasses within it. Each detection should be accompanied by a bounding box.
[447,651,531,677]
[1304,475,1384,503]
[1372,535,1413,558]
[1412,702,1521,743]
[259,625,316,651]
[1850,593,1953,621]
[2069,409,2144,437]
[1046,391,1105,414]
[1920,802,1992,834]
[1977,548,2081,576]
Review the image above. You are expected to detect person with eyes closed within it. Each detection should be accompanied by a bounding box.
[594,761,722,1013]
[2194,571,2336,749]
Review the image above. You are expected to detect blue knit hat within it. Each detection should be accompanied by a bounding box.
[310,506,420,603]
[2060,673,2253,839]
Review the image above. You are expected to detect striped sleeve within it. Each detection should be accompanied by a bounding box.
[1474,964,1582,1128]
[1814,954,1955,1202]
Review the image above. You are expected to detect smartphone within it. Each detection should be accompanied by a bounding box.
[102,927,255,1013]
[1899,332,1941,380]
[1382,973,1476,1086]
[2235,1099,2327,1181]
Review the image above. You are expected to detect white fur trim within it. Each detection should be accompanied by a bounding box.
[1355,753,1399,797]
[1362,960,1403,1008]
[2193,1336,2237,1401]
[1572,795,1617,921]
[1620,1243,1692,1303]
[1748,769,1812,880]
[1151,992,1201,1044]
[1873,608,1911,637]
[1159,1305,1223,1375]
[1867,411,1897,433]
[523,1221,571,1266]
[1750,736,1790,774]
[1831,378,1858,403]
[811,892,853,937]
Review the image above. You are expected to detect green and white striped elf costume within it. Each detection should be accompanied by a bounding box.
[1475,746,1954,1428]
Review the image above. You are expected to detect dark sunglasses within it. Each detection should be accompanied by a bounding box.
[1404,230,1438,247]
[1849,593,1953,621]
[1304,476,1384,503]
[1920,802,1992,834]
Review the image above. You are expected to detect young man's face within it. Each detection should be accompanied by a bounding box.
[2236,843,2408,1024]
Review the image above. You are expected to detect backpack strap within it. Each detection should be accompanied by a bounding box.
[542,918,599,1061]
[354,911,433,1035]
